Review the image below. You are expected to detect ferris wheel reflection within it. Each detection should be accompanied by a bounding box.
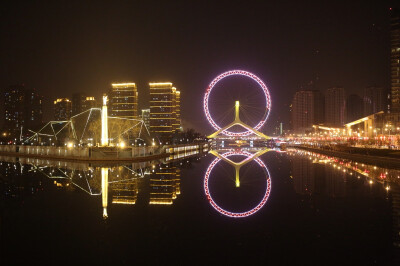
[204,148,272,218]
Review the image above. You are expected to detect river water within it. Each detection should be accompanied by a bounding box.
[1,148,399,264]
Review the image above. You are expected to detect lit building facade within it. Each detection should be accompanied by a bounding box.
[149,82,181,140]
[3,85,43,135]
[82,96,97,111]
[54,98,72,121]
[390,8,400,112]
[291,90,324,133]
[173,90,181,131]
[108,83,138,119]
[325,87,345,127]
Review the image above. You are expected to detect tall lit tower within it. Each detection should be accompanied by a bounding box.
[108,83,138,119]
[149,82,181,141]
[390,8,400,112]
[101,94,108,146]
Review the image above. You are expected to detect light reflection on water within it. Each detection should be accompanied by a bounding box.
[204,148,272,218]
[0,154,195,219]
[287,148,400,251]
[1,148,399,263]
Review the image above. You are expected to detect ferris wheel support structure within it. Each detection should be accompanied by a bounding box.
[207,101,270,140]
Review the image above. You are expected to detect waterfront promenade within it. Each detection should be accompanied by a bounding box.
[0,142,209,162]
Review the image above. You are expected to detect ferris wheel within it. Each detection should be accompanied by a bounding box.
[203,70,271,137]
[204,150,271,218]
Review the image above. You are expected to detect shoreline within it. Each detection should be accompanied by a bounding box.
[0,151,170,163]
[291,145,400,170]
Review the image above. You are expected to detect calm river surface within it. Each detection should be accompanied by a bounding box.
[1,148,399,264]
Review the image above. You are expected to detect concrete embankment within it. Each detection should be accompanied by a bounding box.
[0,143,209,163]
[292,145,400,170]
[0,150,170,163]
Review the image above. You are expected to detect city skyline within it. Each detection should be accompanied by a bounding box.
[1,1,399,134]
[2,2,400,263]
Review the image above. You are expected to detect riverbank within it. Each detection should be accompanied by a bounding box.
[291,145,400,170]
[0,150,170,163]
[0,142,209,163]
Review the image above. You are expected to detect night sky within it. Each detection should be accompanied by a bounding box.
[1,0,399,134]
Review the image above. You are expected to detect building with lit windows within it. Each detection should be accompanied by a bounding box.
[173,90,181,131]
[390,8,400,112]
[108,83,138,119]
[149,82,181,141]
[82,97,97,111]
[291,90,324,133]
[72,94,97,115]
[54,98,72,121]
[3,85,43,135]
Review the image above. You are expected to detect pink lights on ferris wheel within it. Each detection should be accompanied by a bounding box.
[204,150,272,218]
[203,70,271,136]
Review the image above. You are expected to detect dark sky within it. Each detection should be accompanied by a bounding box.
[1,0,399,134]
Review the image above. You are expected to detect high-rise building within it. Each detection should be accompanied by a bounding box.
[82,96,97,111]
[3,85,43,135]
[108,83,138,119]
[346,94,363,123]
[173,90,181,132]
[363,86,386,116]
[72,93,86,115]
[149,82,181,140]
[325,87,345,127]
[141,109,150,129]
[390,8,400,112]
[291,90,324,133]
[54,98,72,121]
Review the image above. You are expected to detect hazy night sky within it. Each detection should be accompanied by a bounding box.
[1,0,399,134]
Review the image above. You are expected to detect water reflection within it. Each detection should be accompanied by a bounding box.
[0,155,189,219]
[205,148,273,218]
[287,148,400,189]
[287,148,400,249]
[1,148,399,263]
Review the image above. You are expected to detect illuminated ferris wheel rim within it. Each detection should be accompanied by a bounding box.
[204,151,271,218]
[204,70,271,137]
